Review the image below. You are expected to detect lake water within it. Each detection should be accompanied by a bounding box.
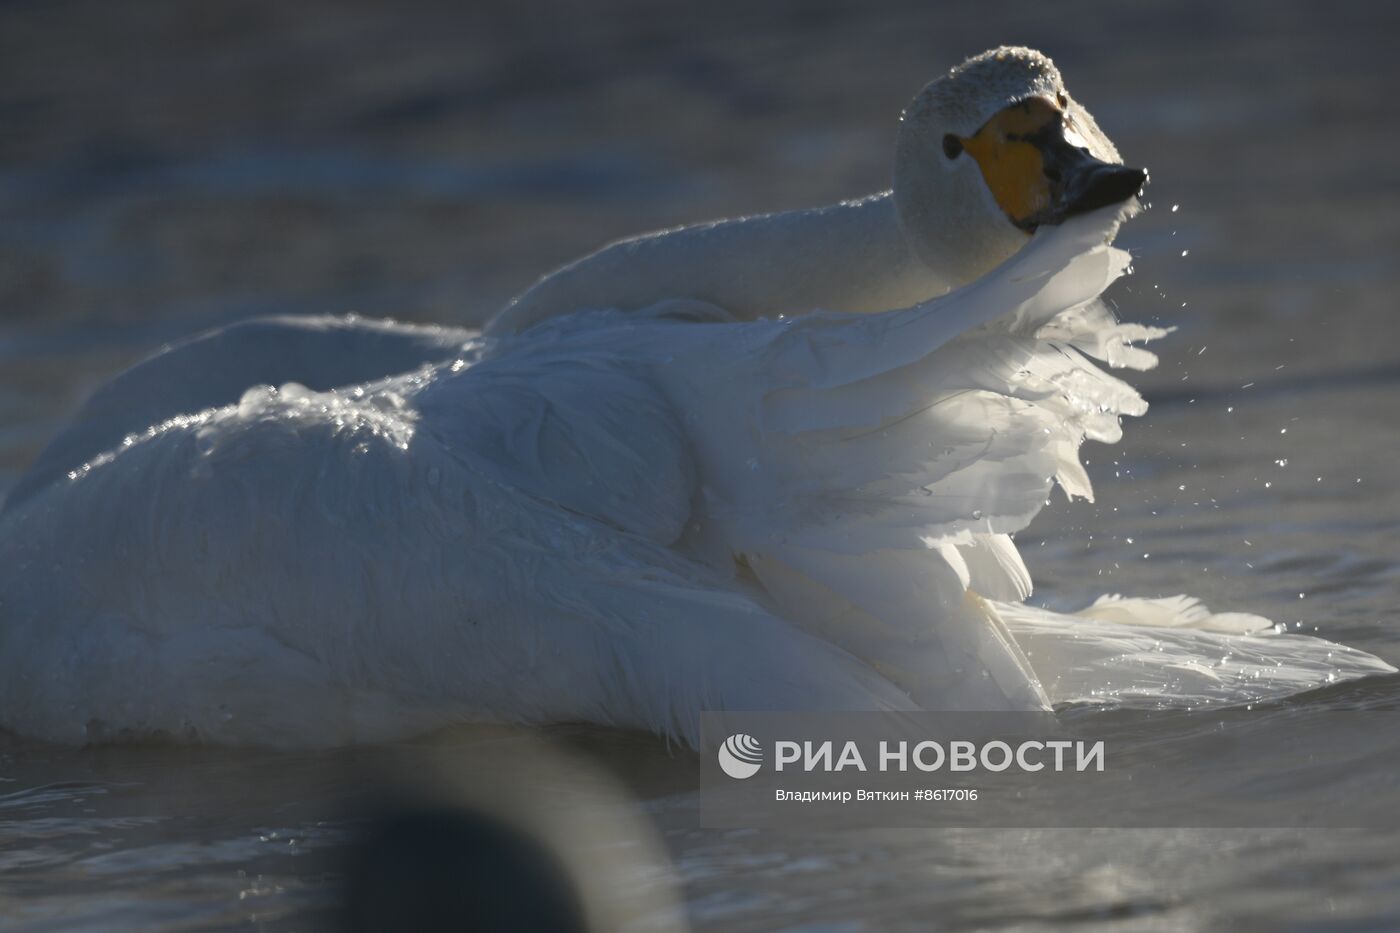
[3,0,1400,929]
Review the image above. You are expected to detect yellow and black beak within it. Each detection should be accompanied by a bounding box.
[951,97,1146,233]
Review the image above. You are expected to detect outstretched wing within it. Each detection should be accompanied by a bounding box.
[644,206,1141,713]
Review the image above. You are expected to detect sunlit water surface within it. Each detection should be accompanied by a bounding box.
[3,1,1400,929]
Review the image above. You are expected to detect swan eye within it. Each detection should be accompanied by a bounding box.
[1057,92,1068,109]
[942,134,963,160]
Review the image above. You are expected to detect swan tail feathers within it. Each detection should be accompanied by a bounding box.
[994,598,1397,708]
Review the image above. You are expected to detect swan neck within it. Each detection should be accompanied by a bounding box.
[491,193,952,333]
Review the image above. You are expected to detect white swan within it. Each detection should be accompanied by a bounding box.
[0,48,1390,746]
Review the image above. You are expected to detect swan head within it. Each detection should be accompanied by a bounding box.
[895,46,1145,287]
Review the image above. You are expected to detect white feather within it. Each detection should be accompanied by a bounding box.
[997,599,1396,708]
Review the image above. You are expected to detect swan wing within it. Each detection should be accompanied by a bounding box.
[653,204,1390,710]
[414,344,700,546]
[623,207,1137,714]
[5,314,471,510]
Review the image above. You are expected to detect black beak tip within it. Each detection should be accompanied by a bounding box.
[1069,164,1147,216]
[1118,165,1149,197]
